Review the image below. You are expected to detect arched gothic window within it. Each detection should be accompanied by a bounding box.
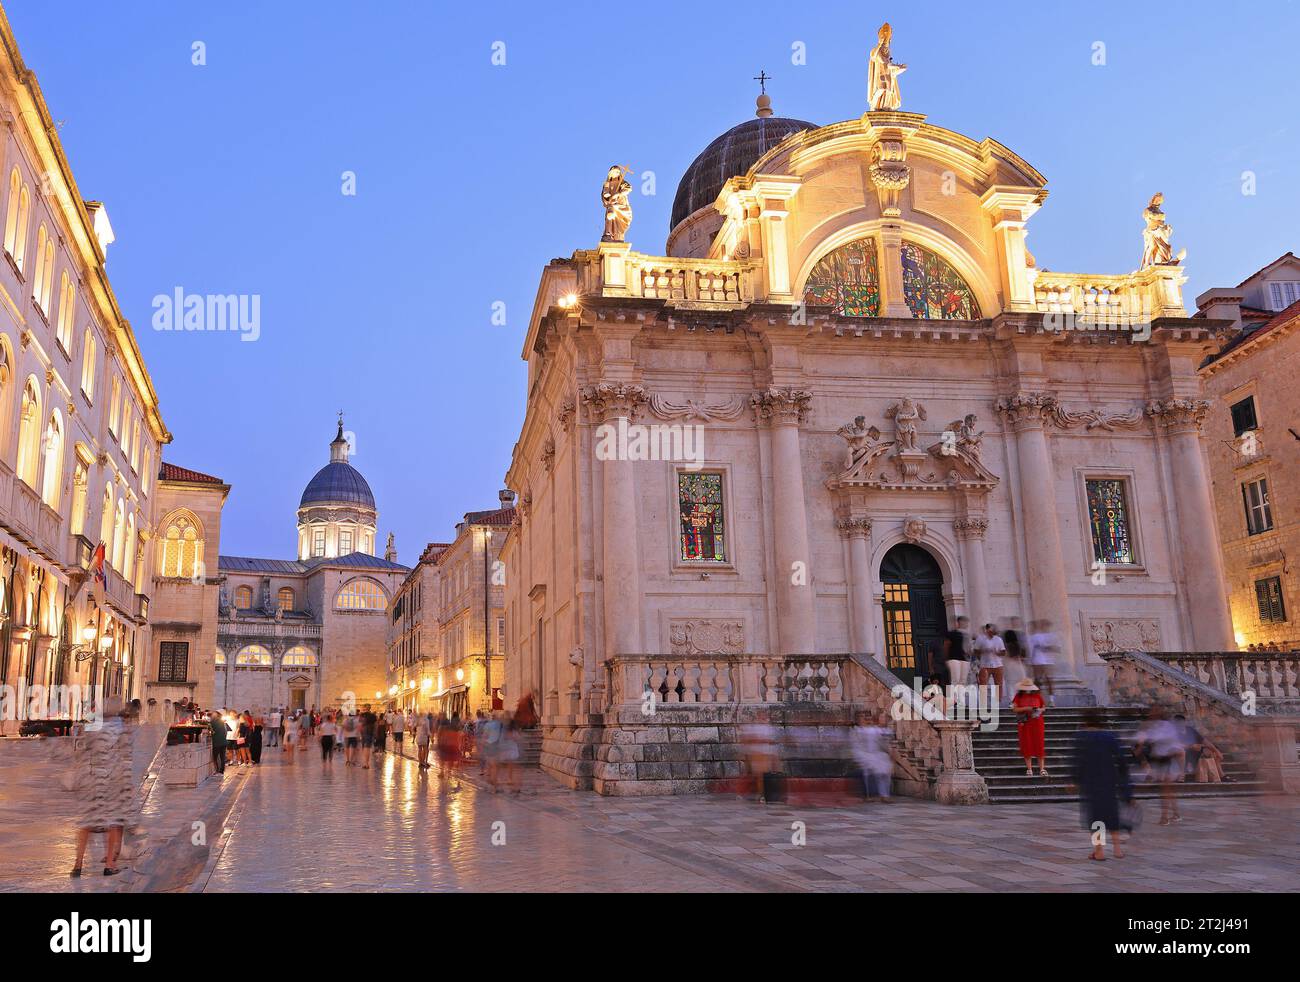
[159,512,203,579]
[335,578,387,611]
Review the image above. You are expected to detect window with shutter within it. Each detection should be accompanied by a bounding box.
[1229,396,1258,437]
[1255,576,1286,623]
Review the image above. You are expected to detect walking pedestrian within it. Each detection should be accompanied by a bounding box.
[208,708,227,775]
[415,712,431,769]
[249,713,264,765]
[1027,620,1059,707]
[284,711,297,762]
[437,714,463,790]
[973,623,1006,705]
[319,713,339,766]
[1073,707,1133,861]
[360,704,377,769]
[389,709,405,753]
[375,711,388,753]
[342,711,360,765]
[849,713,893,802]
[267,707,281,748]
[70,698,143,878]
[1011,678,1048,777]
[1134,705,1184,825]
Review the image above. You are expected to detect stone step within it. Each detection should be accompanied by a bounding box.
[988,784,1271,804]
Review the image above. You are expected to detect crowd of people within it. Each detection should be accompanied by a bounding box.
[195,697,537,796]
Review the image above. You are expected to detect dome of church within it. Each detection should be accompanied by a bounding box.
[299,461,375,509]
[670,111,818,231]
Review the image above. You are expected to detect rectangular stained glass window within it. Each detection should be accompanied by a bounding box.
[678,472,726,562]
[1086,478,1135,565]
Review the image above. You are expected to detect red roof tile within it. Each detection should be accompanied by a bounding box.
[159,461,225,485]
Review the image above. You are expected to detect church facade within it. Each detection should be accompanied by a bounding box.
[500,40,1234,793]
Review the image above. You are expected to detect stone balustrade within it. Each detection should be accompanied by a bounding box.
[1029,267,1185,329]
[573,249,757,307]
[1149,650,1300,711]
[219,620,323,639]
[605,654,846,708]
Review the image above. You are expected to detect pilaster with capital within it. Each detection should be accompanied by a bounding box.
[838,517,874,653]
[1146,398,1233,648]
[953,517,990,630]
[995,390,1077,681]
[753,387,816,654]
[581,381,647,660]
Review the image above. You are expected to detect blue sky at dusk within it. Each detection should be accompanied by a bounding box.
[10,0,1297,560]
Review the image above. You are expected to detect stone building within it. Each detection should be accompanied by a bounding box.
[1198,253,1300,649]
[500,51,1234,793]
[0,10,169,730]
[213,422,407,714]
[385,503,512,719]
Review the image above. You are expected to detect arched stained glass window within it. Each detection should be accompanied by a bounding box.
[802,237,880,317]
[900,241,979,320]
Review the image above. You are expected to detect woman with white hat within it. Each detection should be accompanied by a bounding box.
[1011,677,1048,777]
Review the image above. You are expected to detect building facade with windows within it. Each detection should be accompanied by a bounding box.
[384,504,512,719]
[212,423,407,714]
[1198,253,1300,648]
[0,11,170,730]
[500,86,1235,791]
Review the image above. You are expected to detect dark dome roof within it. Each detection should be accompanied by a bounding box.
[670,115,818,231]
[299,461,376,509]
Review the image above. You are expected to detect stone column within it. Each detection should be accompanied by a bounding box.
[878,225,913,318]
[1146,399,1234,650]
[995,392,1085,698]
[582,382,647,661]
[838,518,873,653]
[954,517,990,630]
[754,388,816,655]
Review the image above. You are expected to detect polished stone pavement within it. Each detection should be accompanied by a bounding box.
[196,745,1300,893]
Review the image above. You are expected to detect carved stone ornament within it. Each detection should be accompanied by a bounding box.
[668,619,745,657]
[648,393,748,422]
[1089,617,1161,655]
[869,138,910,217]
[903,517,927,543]
[941,413,984,459]
[836,517,872,539]
[994,391,1059,428]
[581,382,647,422]
[540,437,556,472]
[557,399,576,432]
[885,397,926,451]
[837,416,882,470]
[953,516,988,540]
[1145,398,1210,432]
[1047,404,1146,432]
[751,387,812,425]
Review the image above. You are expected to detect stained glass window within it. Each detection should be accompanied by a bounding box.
[1086,479,1135,565]
[802,237,880,317]
[678,472,727,562]
[901,241,980,320]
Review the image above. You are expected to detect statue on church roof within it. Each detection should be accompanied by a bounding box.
[868,22,906,111]
[385,532,396,562]
[1140,192,1185,267]
[601,165,633,243]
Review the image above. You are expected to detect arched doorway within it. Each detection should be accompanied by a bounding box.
[880,544,945,686]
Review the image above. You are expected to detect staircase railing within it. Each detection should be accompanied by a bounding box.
[1147,651,1300,711]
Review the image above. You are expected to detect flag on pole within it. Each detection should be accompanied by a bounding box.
[90,541,107,608]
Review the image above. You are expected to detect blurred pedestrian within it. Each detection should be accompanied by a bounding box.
[1134,705,1183,825]
[375,711,388,753]
[208,708,227,775]
[415,712,431,769]
[284,711,297,762]
[70,698,142,878]
[249,713,264,765]
[1011,678,1047,777]
[1027,620,1059,707]
[973,623,1006,704]
[1074,707,1133,861]
[318,713,339,766]
[360,704,377,769]
[1002,617,1028,696]
[740,711,781,801]
[498,715,522,794]
[389,708,405,752]
[267,707,281,747]
[850,713,893,802]
[436,714,463,791]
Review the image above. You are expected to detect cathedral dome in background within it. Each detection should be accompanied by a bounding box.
[669,111,818,232]
[299,460,376,509]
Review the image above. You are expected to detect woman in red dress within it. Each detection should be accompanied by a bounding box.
[1011,678,1048,777]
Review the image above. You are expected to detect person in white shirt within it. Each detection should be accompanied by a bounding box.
[972,623,1006,703]
[267,709,282,747]
[389,709,405,751]
[1027,620,1059,707]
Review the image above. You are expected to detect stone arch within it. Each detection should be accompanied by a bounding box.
[793,219,999,318]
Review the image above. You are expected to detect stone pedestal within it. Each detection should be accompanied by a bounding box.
[1255,718,1300,794]
[933,720,989,804]
[160,738,215,788]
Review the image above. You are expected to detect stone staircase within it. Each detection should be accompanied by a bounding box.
[518,728,543,767]
[972,706,1268,803]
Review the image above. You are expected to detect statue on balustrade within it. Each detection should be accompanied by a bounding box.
[601,165,633,242]
[868,23,906,111]
[1140,192,1185,267]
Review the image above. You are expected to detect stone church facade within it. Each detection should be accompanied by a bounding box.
[500,74,1234,793]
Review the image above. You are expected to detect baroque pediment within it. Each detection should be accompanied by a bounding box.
[827,439,997,492]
